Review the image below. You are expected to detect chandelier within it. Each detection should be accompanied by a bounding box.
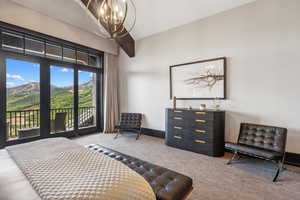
[87,0,136,39]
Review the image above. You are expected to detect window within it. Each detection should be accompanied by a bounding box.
[0,25,103,148]
[0,23,103,148]
[2,31,24,53]
[63,47,76,63]
[1,29,101,68]
[78,71,97,128]
[77,51,88,65]
[5,59,41,141]
[50,66,74,134]
[88,54,98,67]
[46,43,62,60]
[25,37,44,56]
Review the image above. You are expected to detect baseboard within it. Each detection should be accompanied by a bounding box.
[285,152,300,167]
[225,146,300,167]
[141,128,165,138]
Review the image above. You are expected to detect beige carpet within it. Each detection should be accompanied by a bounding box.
[73,133,300,200]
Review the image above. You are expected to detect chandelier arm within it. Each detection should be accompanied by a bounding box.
[110,1,128,36]
[97,0,112,37]
[114,0,136,38]
[87,0,92,8]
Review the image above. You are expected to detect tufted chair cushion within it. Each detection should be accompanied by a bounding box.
[237,123,287,153]
[86,144,193,200]
[116,113,142,129]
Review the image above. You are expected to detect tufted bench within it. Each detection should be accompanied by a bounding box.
[85,144,193,200]
[225,123,287,182]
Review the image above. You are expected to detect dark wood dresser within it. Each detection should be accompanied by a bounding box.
[165,108,225,157]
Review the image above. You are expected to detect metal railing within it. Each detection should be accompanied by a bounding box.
[6,106,96,140]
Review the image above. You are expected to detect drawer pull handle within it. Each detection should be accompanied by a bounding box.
[195,119,206,123]
[194,139,206,144]
[174,136,182,139]
[174,126,183,129]
[174,110,183,113]
[195,112,206,115]
[195,129,206,133]
[174,117,183,120]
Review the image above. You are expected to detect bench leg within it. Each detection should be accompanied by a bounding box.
[227,151,240,165]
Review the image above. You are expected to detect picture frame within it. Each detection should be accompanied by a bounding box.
[170,57,226,100]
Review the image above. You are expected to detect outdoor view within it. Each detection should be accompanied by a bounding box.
[6,59,40,141]
[6,59,96,141]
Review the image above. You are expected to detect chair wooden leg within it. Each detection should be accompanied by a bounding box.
[227,151,239,165]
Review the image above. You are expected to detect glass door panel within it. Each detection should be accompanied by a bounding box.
[78,71,97,129]
[6,59,40,141]
[50,66,74,134]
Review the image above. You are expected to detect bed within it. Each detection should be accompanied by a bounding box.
[4,137,192,200]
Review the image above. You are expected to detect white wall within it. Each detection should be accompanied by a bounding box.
[119,0,300,153]
[0,0,118,55]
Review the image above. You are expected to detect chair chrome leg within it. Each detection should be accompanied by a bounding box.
[273,162,281,182]
[136,128,142,140]
[273,153,285,182]
[114,130,121,139]
[227,151,239,165]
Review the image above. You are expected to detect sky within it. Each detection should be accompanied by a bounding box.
[6,59,94,88]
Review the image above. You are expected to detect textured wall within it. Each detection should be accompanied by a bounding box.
[119,0,300,153]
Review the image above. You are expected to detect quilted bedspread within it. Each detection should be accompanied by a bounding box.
[6,137,155,200]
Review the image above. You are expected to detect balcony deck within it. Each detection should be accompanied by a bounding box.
[6,107,95,140]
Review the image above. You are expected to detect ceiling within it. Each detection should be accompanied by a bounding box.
[9,0,256,40]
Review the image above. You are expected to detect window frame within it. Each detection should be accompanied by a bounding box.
[0,22,104,148]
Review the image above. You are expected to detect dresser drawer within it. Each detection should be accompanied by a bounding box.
[168,109,186,118]
[187,139,213,154]
[188,120,213,131]
[165,133,186,148]
[188,131,213,142]
[168,118,185,127]
[188,111,213,121]
[167,124,186,134]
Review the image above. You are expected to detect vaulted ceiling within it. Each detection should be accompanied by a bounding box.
[9,0,256,56]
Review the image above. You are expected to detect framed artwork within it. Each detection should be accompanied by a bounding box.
[170,57,226,100]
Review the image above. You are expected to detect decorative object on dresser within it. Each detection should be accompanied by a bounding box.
[170,57,226,100]
[114,113,142,140]
[173,96,177,109]
[225,123,287,182]
[165,108,225,157]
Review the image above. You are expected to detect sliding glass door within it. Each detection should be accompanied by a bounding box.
[1,55,101,145]
[50,65,74,134]
[78,71,97,129]
[5,58,41,141]
[0,25,103,148]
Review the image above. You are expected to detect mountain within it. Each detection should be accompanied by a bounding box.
[7,82,40,98]
[7,81,94,111]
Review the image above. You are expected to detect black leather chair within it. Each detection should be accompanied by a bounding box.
[114,113,142,140]
[225,123,287,182]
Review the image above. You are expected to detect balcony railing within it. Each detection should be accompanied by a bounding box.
[6,106,96,140]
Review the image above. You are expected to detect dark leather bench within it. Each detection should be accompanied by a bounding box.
[86,144,193,200]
